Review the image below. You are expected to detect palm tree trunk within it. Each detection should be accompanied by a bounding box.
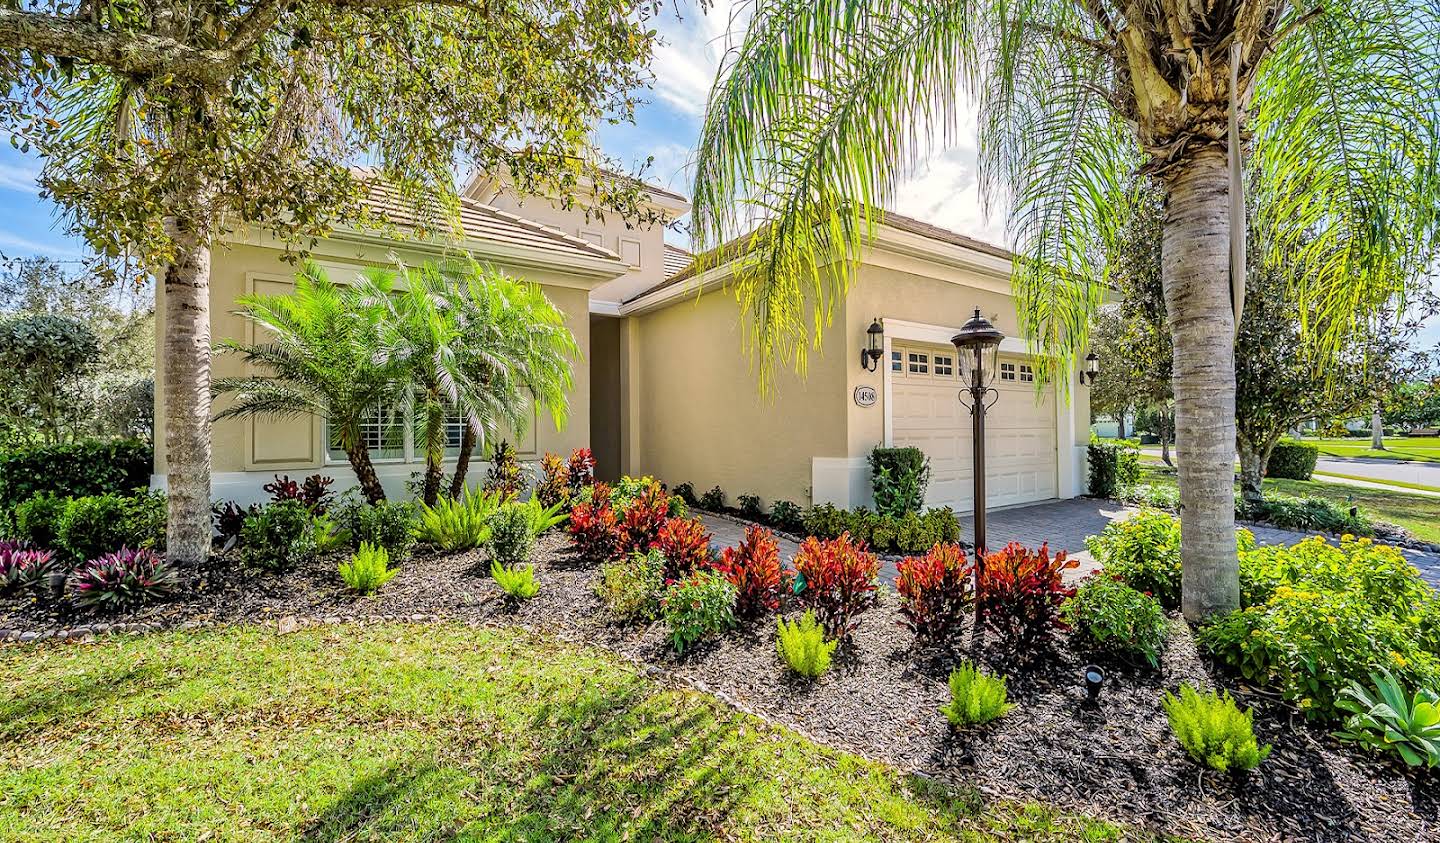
[345,441,387,504]
[162,212,214,567]
[1162,148,1240,621]
[420,401,445,506]
[450,425,476,499]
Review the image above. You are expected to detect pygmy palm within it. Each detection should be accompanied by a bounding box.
[213,262,398,504]
[692,0,1440,619]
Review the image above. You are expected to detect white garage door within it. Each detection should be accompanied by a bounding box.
[890,342,1057,512]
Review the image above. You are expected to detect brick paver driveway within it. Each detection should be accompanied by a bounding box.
[700,497,1440,588]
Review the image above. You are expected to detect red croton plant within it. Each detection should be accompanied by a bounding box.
[976,541,1078,649]
[618,481,671,556]
[895,543,973,644]
[656,516,712,581]
[791,532,878,639]
[566,481,622,563]
[714,524,787,616]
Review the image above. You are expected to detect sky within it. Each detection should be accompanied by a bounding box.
[0,2,1435,348]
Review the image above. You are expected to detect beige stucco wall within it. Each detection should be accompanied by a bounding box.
[155,234,600,502]
[626,285,848,507]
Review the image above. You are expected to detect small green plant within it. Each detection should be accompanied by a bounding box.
[737,493,764,520]
[939,662,1014,727]
[489,503,537,566]
[1334,669,1440,768]
[414,490,502,551]
[1060,576,1168,667]
[698,485,726,511]
[869,445,930,517]
[672,482,697,505]
[596,549,666,620]
[490,560,540,600]
[240,500,318,572]
[338,542,398,595]
[769,499,803,532]
[483,440,526,497]
[56,491,165,563]
[311,512,350,553]
[13,492,69,549]
[341,498,417,561]
[776,611,837,678]
[1162,685,1271,773]
[513,496,568,534]
[663,569,737,653]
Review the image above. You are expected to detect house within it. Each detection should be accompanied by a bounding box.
[159,174,1090,513]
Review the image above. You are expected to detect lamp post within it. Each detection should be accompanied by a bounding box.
[951,309,1004,555]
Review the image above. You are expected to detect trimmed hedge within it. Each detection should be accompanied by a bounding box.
[0,439,152,514]
[1087,442,1140,498]
[1267,441,1319,481]
[869,446,931,517]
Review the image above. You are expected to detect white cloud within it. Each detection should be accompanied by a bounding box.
[643,141,694,192]
[651,1,745,118]
[890,145,1010,249]
[0,230,81,259]
[0,161,40,194]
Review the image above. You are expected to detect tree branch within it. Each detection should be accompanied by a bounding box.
[0,8,232,84]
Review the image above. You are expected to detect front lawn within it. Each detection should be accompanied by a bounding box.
[0,623,1126,842]
[1138,465,1440,544]
[1301,436,1440,463]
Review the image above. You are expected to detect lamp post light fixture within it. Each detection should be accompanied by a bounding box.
[860,318,884,372]
[951,308,1005,555]
[1080,351,1100,386]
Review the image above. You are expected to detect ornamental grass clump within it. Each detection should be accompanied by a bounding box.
[338,542,397,595]
[1060,576,1168,667]
[776,610,837,678]
[715,524,785,617]
[1163,684,1271,773]
[791,533,878,639]
[0,541,57,593]
[67,548,177,612]
[940,661,1014,728]
[662,569,736,653]
[896,543,973,644]
[491,560,540,601]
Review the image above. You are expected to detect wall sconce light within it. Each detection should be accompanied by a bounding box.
[1079,352,1100,386]
[860,318,884,372]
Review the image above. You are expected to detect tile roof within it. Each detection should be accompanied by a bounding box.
[360,180,625,264]
[662,243,693,279]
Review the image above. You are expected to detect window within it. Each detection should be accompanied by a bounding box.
[934,354,954,377]
[891,350,902,372]
[907,352,929,374]
[1000,362,1016,381]
[1019,364,1035,383]
[412,402,467,458]
[328,402,405,462]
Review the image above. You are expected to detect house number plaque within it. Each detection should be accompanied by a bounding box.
[853,385,877,407]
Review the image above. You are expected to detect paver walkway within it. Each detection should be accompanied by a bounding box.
[700,497,1440,588]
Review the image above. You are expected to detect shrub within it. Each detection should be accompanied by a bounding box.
[656,516,712,580]
[566,447,596,495]
[484,440,526,497]
[263,473,335,512]
[1241,494,1369,536]
[1266,440,1319,481]
[737,494,764,520]
[0,438,151,514]
[1334,669,1440,768]
[940,662,1014,727]
[13,493,69,550]
[802,504,849,540]
[770,499,803,533]
[896,543,973,644]
[617,480,671,555]
[699,485,725,511]
[791,533,878,639]
[512,496,568,535]
[0,542,57,593]
[1087,509,1255,610]
[976,542,1078,649]
[596,549,666,620]
[58,492,165,563]
[1087,442,1141,498]
[211,501,258,549]
[715,524,785,617]
[672,482,697,506]
[338,542,397,595]
[924,507,962,545]
[489,503,536,566]
[346,500,417,561]
[491,560,540,600]
[1061,577,1168,667]
[869,446,931,517]
[776,611,837,678]
[800,504,959,554]
[1114,482,1180,511]
[535,452,570,509]
[310,512,349,553]
[240,500,318,572]
[67,547,177,612]
[568,483,623,563]
[1162,685,1271,773]
[415,491,501,552]
[662,569,737,653]
[1237,535,1428,612]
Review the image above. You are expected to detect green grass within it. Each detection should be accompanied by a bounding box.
[0,624,1133,842]
[1300,436,1440,463]
[1312,470,1440,495]
[1137,466,1440,545]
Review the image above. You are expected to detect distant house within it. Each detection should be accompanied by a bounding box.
[155,174,1091,511]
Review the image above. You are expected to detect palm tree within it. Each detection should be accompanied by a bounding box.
[213,262,398,504]
[442,259,579,497]
[691,0,1439,619]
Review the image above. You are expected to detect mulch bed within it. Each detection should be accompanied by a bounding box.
[3,535,1435,842]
